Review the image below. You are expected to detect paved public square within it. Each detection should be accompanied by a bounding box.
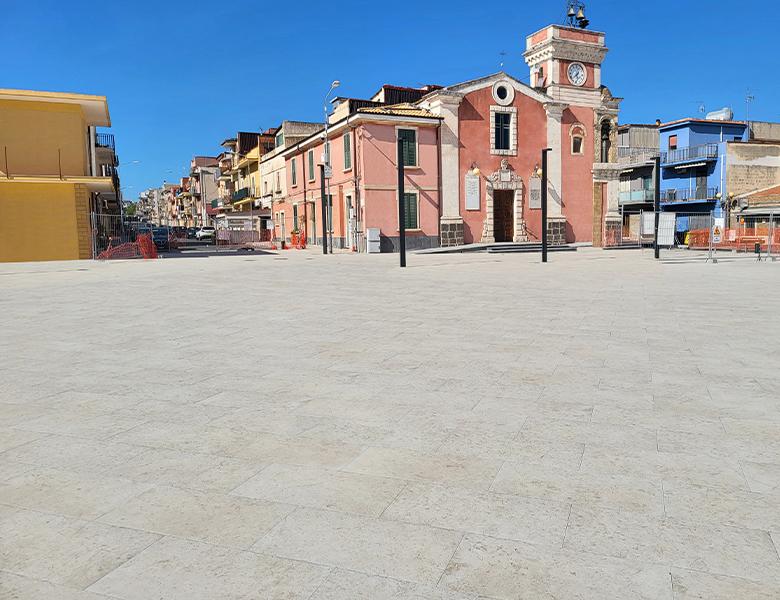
[1,248,779,599]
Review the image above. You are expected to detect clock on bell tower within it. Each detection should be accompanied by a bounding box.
[523,25,608,97]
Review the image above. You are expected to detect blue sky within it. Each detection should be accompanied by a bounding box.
[2,0,773,199]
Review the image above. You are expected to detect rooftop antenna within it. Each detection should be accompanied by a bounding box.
[499,51,507,69]
[746,89,755,133]
[565,1,589,28]
[697,101,706,115]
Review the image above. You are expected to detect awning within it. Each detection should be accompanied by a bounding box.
[674,162,707,170]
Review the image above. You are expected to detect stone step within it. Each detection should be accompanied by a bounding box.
[486,244,577,254]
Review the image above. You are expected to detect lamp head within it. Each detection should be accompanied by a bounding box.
[331,80,341,89]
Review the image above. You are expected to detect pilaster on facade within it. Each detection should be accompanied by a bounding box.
[544,102,567,217]
[424,92,462,220]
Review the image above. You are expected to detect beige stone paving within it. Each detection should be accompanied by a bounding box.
[1,248,779,598]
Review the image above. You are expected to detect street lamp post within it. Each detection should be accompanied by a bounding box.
[319,164,328,255]
[323,80,340,254]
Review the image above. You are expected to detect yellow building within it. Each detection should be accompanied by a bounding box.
[0,89,115,262]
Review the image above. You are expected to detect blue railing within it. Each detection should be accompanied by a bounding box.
[661,143,718,165]
[660,187,719,203]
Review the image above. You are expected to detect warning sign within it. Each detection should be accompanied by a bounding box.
[713,225,722,244]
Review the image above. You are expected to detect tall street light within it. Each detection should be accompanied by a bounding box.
[323,80,340,253]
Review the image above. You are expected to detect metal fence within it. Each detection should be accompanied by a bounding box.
[605,210,779,262]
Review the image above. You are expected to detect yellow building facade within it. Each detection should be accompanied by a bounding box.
[0,89,114,262]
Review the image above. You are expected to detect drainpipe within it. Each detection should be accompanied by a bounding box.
[435,122,443,245]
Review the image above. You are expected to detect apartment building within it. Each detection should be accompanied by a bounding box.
[0,88,118,261]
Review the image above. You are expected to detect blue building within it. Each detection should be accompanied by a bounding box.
[659,116,749,216]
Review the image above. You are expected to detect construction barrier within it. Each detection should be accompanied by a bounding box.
[97,234,158,260]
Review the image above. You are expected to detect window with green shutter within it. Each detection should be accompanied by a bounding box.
[343,133,352,170]
[308,150,315,181]
[402,193,419,229]
[398,129,417,167]
[291,158,297,186]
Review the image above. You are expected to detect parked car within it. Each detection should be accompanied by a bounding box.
[195,226,216,241]
[151,227,171,251]
[187,227,198,239]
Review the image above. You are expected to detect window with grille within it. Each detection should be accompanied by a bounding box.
[402,192,419,229]
[343,133,352,170]
[398,129,417,167]
[494,112,511,151]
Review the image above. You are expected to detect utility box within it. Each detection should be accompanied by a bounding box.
[366,228,381,254]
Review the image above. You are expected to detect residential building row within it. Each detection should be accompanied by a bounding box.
[146,19,780,252]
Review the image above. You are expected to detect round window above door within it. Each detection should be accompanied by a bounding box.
[492,80,515,106]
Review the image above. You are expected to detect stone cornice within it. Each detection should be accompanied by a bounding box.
[524,39,609,67]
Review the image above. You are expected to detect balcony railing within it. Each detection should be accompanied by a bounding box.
[617,146,659,163]
[95,133,115,151]
[232,187,250,202]
[660,187,719,203]
[661,143,718,166]
[619,189,655,204]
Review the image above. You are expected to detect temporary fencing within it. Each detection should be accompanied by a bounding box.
[97,234,158,260]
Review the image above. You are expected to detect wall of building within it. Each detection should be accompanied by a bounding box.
[0,100,88,177]
[456,85,547,244]
[726,142,780,196]
[561,105,597,242]
[750,122,780,142]
[0,182,92,262]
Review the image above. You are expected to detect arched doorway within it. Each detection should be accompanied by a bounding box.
[482,159,528,243]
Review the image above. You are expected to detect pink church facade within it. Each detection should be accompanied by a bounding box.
[266,23,622,252]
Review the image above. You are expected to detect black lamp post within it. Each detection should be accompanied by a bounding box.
[540,148,551,263]
[397,138,407,268]
[319,164,328,255]
[653,154,661,260]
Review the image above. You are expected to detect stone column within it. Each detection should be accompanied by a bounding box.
[592,164,623,247]
[428,92,464,247]
[482,184,495,243]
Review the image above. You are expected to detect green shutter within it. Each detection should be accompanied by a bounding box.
[291,158,297,185]
[399,129,417,166]
[403,193,418,229]
[308,151,314,179]
[344,133,352,170]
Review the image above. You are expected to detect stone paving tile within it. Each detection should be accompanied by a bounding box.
[12,411,146,441]
[382,481,570,546]
[564,505,780,583]
[663,481,780,531]
[439,534,673,600]
[110,398,230,426]
[657,427,780,463]
[310,568,479,600]
[742,460,780,494]
[0,459,34,482]
[579,445,748,491]
[0,435,146,475]
[518,416,660,453]
[234,432,365,469]
[109,420,257,457]
[111,446,262,492]
[231,463,405,517]
[0,466,152,520]
[670,568,780,599]
[0,505,159,589]
[344,446,503,490]
[0,571,110,600]
[0,429,45,453]
[87,536,328,600]
[254,507,463,585]
[490,460,664,514]
[97,485,293,549]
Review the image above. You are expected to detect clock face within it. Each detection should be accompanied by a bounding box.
[567,62,587,87]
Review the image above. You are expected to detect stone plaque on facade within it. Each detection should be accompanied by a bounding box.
[529,177,542,209]
[465,173,480,210]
